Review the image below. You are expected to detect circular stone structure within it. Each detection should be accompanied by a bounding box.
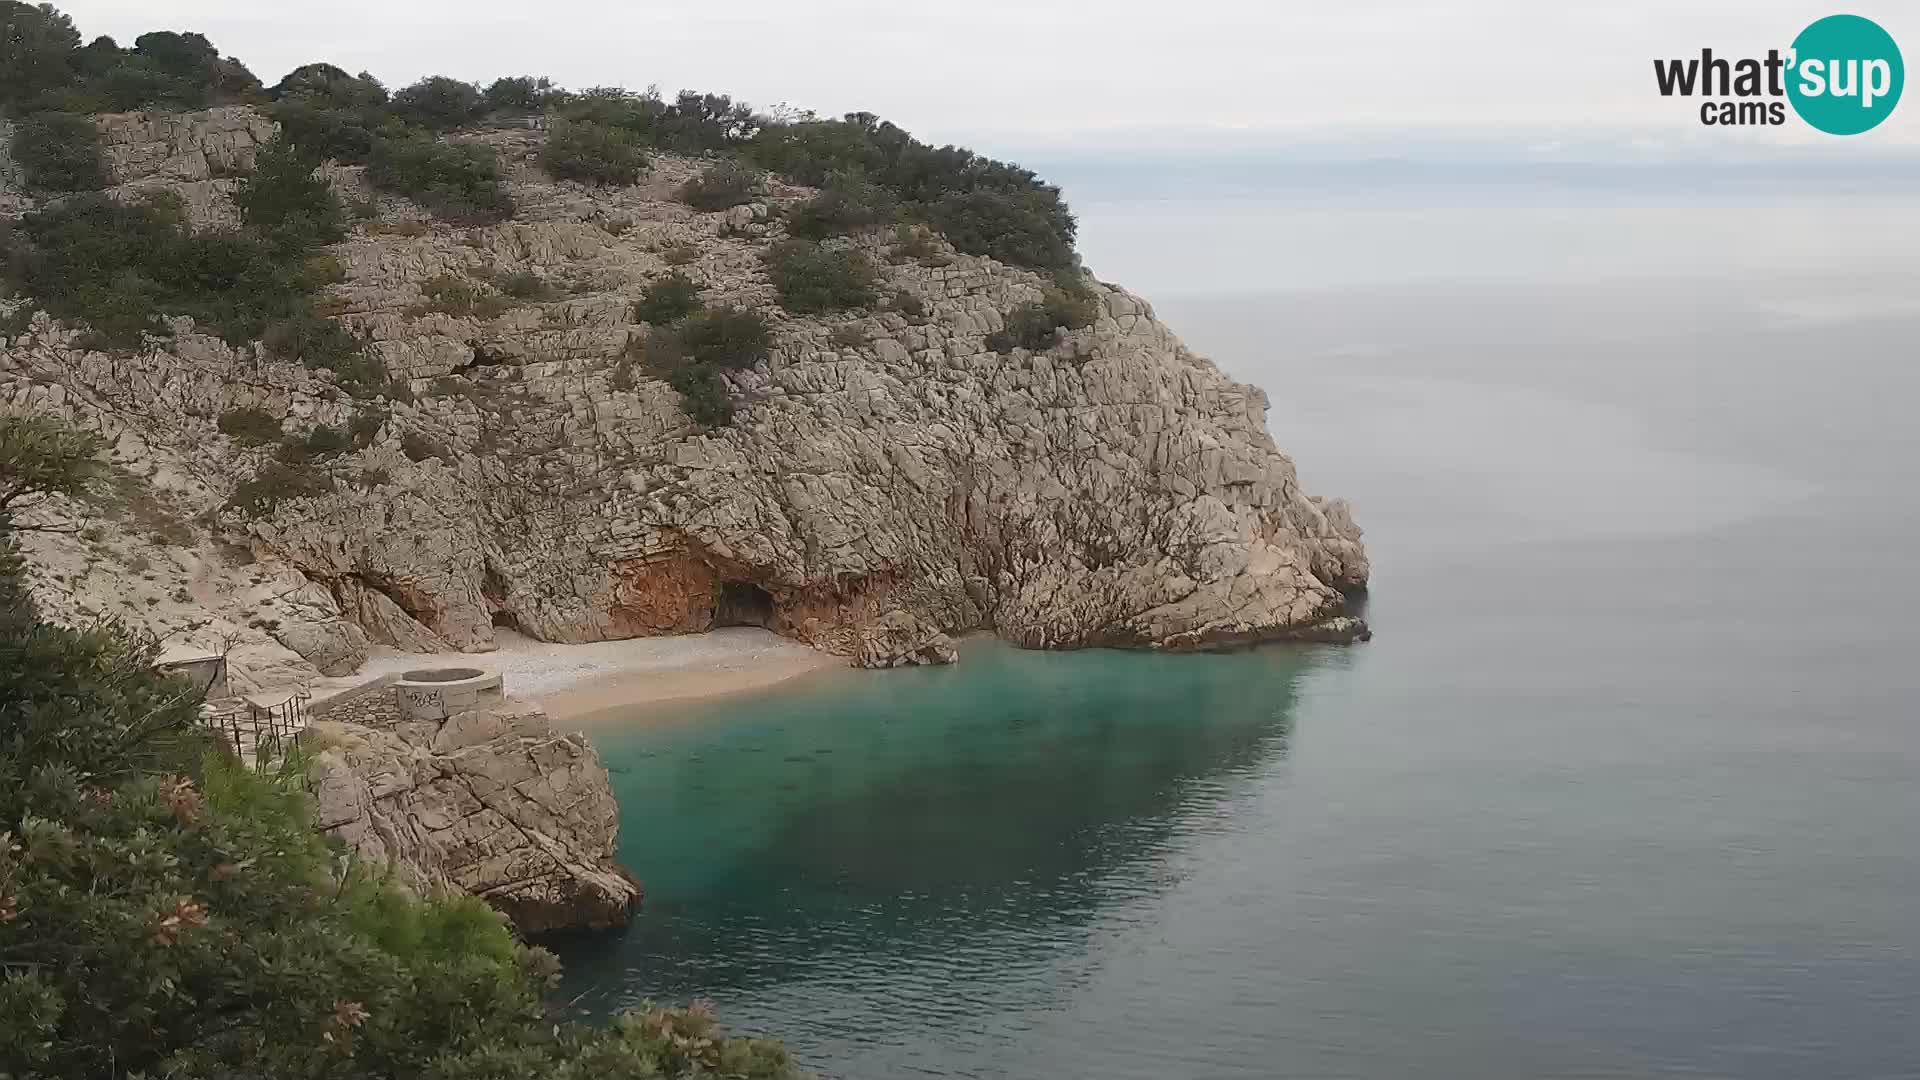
[393,667,505,721]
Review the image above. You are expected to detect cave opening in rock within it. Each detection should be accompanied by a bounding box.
[713,580,775,628]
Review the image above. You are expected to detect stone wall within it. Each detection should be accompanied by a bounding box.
[310,674,401,726]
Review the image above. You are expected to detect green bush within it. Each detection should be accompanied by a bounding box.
[666,362,733,426]
[787,170,897,239]
[764,239,876,314]
[495,269,557,300]
[0,194,314,348]
[234,137,346,248]
[678,158,764,211]
[985,285,1099,354]
[0,3,82,109]
[366,134,514,224]
[262,308,355,363]
[482,74,554,113]
[348,408,385,446]
[665,304,772,370]
[390,74,481,131]
[227,459,334,514]
[10,111,109,191]
[632,271,701,325]
[268,100,379,163]
[925,189,1078,273]
[540,120,645,186]
[747,112,1078,270]
[216,406,281,445]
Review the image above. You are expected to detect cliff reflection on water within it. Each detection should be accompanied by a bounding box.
[554,640,1332,1044]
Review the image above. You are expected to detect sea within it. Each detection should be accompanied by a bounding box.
[554,179,1920,1079]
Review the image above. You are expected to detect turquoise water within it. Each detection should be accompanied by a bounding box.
[556,264,1920,1077]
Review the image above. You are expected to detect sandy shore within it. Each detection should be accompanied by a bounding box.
[308,627,839,722]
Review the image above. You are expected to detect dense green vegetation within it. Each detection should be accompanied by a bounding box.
[216,405,282,444]
[0,413,801,1077]
[1,193,317,348]
[764,239,877,314]
[234,137,348,248]
[541,120,646,186]
[365,134,514,225]
[2,1,1082,384]
[632,272,703,325]
[7,110,108,191]
[678,158,764,211]
[636,304,774,426]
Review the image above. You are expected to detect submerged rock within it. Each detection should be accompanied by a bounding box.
[305,701,641,933]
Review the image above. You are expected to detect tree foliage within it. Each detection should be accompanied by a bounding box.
[390,75,482,132]
[540,120,645,186]
[764,239,877,314]
[678,158,764,211]
[7,110,107,192]
[631,272,702,325]
[366,134,515,225]
[234,136,347,249]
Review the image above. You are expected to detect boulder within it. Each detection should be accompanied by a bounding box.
[305,700,641,933]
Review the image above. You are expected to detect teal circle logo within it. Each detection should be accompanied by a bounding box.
[1788,14,1904,134]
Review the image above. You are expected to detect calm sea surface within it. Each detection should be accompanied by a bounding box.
[556,202,1920,1079]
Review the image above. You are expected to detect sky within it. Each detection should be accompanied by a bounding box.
[43,1,1920,162]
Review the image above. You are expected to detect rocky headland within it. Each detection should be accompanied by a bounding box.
[0,106,1369,693]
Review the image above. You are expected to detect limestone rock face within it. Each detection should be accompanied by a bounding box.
[1,109,1371,679]
[305,701,641,933]
[98,106,276,185]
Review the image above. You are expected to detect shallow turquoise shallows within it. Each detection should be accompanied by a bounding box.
[555,257,1920,1078]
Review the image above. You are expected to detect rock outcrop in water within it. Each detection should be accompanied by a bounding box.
[305,697,641,933]
[0,106,1368,686]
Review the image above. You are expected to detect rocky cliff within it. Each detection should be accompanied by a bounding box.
[305,695,641,933]
[0,107,1368,686]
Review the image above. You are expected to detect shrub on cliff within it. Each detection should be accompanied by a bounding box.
[0,1,82,109]
[9,110,109,192]
[670,304,772,370]
[391,74,482,131]
[0,415,799,1078]
[764,239,876,314]
[747,112,1077,270]
[786,170,897,240]
[366,135,515,224]
[632,272,702,325]
[227,458,335,514]
[678,158,764,211]
[235,137,347,248]
[483,74,555,113]
[985,285,1099,354]
[666,362,734,426]
[0,194,318,348]
[217,406,282,445]
[541,119,646,186]
[925,189,1077,273]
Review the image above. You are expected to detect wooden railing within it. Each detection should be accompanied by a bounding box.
[203,689,311,765]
